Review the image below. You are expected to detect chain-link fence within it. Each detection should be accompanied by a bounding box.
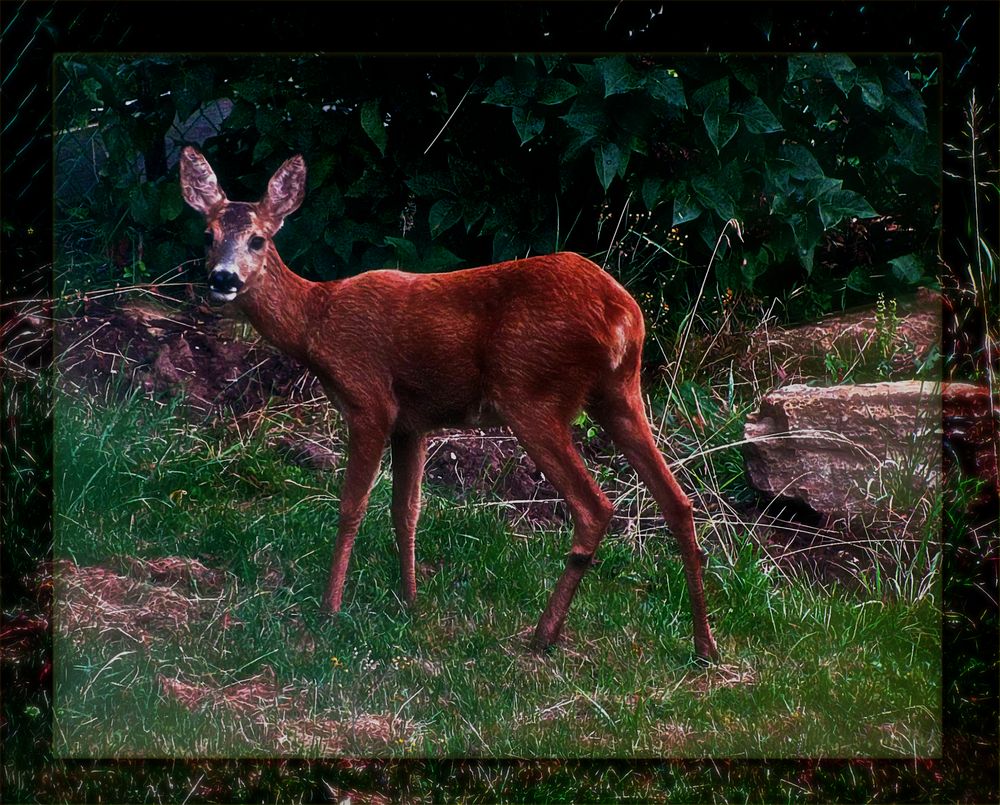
[55,95,233,208]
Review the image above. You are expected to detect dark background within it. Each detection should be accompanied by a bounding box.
[2,2,997,802]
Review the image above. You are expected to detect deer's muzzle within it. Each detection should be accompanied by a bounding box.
[208,267,244,302]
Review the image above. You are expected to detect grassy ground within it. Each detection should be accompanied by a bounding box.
[51,382,941,760]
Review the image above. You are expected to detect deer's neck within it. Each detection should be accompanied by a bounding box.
[237,252,318,362]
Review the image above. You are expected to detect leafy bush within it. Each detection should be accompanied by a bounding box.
[55,53,939,322]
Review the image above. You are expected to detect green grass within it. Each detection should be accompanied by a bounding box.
[52,384,941,760]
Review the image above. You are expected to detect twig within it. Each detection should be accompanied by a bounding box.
[424,81,476,155]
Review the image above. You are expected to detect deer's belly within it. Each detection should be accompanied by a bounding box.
[396,389,503,432]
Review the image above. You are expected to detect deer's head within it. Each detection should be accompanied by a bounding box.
[180,146,306,303]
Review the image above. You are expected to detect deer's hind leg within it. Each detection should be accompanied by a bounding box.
[503,403,614,651]
[391,431,427,605]
[590,383,720,662]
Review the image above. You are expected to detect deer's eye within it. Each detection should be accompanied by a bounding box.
[249,235,266,251]
[203,231,214,248]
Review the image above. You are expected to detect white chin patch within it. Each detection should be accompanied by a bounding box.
[209,290,238,303]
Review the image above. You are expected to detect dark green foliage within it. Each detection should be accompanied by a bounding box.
[56,54,938,321]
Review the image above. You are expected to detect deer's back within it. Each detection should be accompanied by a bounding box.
[306,252,643,429]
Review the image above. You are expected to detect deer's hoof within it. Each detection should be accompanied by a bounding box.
[530,623,563,654]
[694,639,721,665]
[320,598,342,617]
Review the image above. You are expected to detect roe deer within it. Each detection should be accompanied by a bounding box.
[180,146,719,660]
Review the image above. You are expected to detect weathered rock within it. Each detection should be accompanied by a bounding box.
[691,288,940,385]
[942,383,999,517]
[744,381,944,522]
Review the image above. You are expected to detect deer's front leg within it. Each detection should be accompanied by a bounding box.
[391,432,427,605]
[322,418,390,614]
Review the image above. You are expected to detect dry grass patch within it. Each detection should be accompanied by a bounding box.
[687,662,758,694]
[55,558,232,647]
[158,669,418,756]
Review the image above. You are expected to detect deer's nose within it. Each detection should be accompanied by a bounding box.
[208,268,244,294]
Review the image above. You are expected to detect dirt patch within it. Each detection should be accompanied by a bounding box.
[734,504,925,593]
[119,556,228,591]
[56,299,320,418]
[425,430,566,526]
[159,666,301,716]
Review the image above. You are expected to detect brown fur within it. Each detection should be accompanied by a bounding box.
[180,146,719,660]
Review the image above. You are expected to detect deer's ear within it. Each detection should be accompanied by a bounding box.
[180,147,226,215]
[263,155,306,224]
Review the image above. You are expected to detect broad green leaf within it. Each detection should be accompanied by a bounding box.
[646,68,686,108]
[889,253,923,284]
[787,211,824,274]
[174,64,213,121]
[384,236,419,266]
[826,54,859,95]
[704,111,740,153]
[779,144,825,180]
[741,247,770,289]
[417,244,463,272]
[512,106,545,144]
[255,106,282,139]
[462,197,488,233]
[596,56,643,97]
[287,99,320,130]
[158,184,184,221]
[887,91,927,131]
[671,186,702,225]
[483,75,535,107]
[406,171,452,198]
[856,69,885,111]
[536,78,577,105]
[641,176,664,212]
[360,99,387,156]
[128,184,159,228]
[888,127,938,177]
[594,142,629,190]
[492,229,529,262]
[81,77,102,106]
[560,101,606,142]
[737,96,783,134]
[540,54,563,73]
[252,135,275,164]
[345,167,386,200]
[428,198,463,238]
[325,220,358,262]
[307,155,335,190]
[787,55,821,83]
[884,67,927,131]
[846,266,875,293]
[728,61,760,94]
[804,176,845,203]
[691,78,736,152]
[788,54,857,95]
[817,189,877,229]
[690,78,729,115]
[314,184,345,218]
[561,130,595,163]
[222,98,254,132]
[719,160,746,200]
[691,174,736,220]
